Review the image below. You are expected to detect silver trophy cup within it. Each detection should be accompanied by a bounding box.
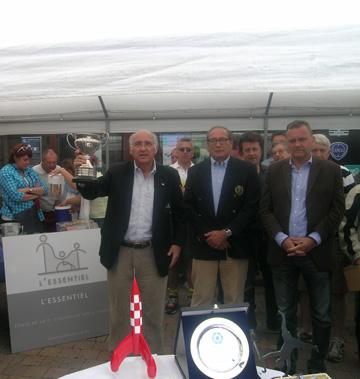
[67,133,109,182]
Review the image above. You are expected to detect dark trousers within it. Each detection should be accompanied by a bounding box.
[14,207,43,234]
[42,211,57,233]
[355,292,360,359]
[167,222,193,291]
[272,255,331,372]
[244,234,278,329]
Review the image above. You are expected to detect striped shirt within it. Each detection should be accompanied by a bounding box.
[0,164,47,220]
[339,184,360,262]
[341,165,355,194]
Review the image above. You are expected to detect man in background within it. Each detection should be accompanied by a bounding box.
[312,134,355,194]
[165,137,194,314]
[33,148,61,232]
[298,133,355,363]
[238,132,279,333]
[271,141,290,163]
[339,184,360,362]
[262,131,287,167]
[170,148,178,164]
[231,134,242,159]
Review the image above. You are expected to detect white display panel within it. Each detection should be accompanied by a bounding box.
[3,229,109,352]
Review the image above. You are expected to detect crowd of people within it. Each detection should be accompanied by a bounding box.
[0,146,107,234]
[0,120,359,376]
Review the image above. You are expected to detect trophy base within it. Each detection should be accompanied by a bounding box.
[72,176,98,183]
[75,165,97,180]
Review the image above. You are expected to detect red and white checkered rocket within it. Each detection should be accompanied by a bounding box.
[110,276,157,378]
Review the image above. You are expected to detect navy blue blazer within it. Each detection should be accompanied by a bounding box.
[184,156,261,260]
[77,161,186,276]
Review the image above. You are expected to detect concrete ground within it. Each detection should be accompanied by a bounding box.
[0,283,359,379]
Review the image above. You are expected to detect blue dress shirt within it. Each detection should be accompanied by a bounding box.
[211,156,230,215]
[275,157,321,247]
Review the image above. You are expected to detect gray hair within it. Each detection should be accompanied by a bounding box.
[129,129,158,148]
[176,137,193,148]
[313,134,331,148]
[207,126,233,141]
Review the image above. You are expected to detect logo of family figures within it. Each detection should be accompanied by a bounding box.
[37,235,88,275]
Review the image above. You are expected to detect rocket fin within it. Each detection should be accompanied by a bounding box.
[139,334,157,378]
[110,333,133,372]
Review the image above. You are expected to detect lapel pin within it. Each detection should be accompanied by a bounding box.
[234,185,243,196]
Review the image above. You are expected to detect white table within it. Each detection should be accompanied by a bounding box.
[59,355,284,378]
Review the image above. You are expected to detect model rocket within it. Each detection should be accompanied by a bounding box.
[110,276,157,378]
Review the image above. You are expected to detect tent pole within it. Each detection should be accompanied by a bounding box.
[263,92,273,159]
[98,96,110,170]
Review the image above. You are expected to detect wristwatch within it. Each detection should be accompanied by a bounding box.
[224,228,232,238]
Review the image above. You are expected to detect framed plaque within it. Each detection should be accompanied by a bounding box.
[174,304,259,379]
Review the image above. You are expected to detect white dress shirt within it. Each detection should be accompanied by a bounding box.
[124,161,156,242]
[170,161,194,187]
[33,163,62,212]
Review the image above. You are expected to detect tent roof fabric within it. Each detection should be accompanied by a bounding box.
[0,26,359,132]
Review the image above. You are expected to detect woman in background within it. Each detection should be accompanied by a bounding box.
[0,143,47,234]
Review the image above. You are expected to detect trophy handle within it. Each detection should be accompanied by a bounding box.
[101,132,109,146]
[66,133,77,150]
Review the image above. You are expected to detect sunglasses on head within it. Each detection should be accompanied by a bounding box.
[178,147,192,153]
[16,144,32,154]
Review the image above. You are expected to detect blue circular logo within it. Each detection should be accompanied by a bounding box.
[330,142,348,161]
[212,332,223,344]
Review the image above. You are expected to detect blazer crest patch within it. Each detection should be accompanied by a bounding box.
[234,185,244,197]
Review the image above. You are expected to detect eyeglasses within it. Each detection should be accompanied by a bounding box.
[207,138,229,145]
[16,144,32,154]
[178,147,192,153]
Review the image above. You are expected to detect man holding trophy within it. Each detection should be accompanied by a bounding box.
[73,129,185,354]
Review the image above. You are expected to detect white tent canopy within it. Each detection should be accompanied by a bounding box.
[1,0,360,135]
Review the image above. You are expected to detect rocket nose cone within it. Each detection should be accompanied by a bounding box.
[131,276,141,299]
